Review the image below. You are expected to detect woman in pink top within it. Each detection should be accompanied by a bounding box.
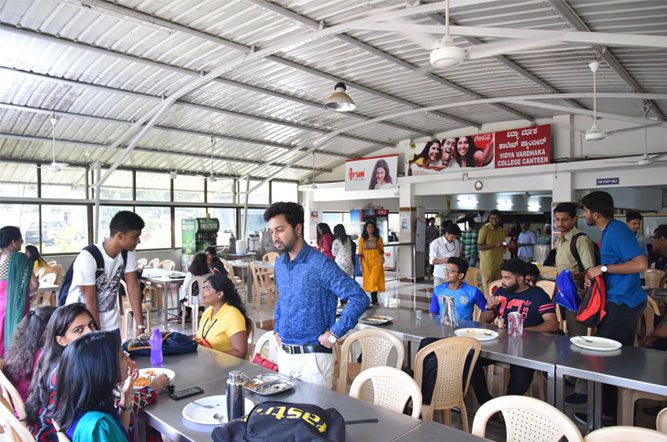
[3,306,55,401]
[316,223,335,259]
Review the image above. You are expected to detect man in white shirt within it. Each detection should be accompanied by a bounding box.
[429,223,463,286]
[66,211,146,333]
[517,222,537,263]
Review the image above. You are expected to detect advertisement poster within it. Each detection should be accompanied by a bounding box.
[406,124,551,175]
[345,154,398,191]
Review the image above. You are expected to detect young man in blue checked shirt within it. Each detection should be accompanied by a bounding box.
[264,202,369,388]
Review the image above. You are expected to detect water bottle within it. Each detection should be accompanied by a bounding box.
[441,296,458,329]
[149,328,163,367]
[226,371,245,421]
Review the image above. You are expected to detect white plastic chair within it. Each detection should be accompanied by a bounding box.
[337,328,404,394]
[147,258,160,268]
[584,426,667,442]
[349,366,422,419]
[159,259,176,271]
[182,275,210,336]
[658,407,667,434]
[136,258,148,269]
[472,396,583,442]
[251,331,279,363]
[39,272,57,284]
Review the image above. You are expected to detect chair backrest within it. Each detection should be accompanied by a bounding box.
[338,328,405,394]
[645,297,661,335]
[245,317,256,345]
[262,252,279,263]
[486,279,502,299]
[136,258,148,269]
[584,426,667,442]
[0,368,26,420]
[51,264,64,286]
[540,266,559,279]
[349,366,422,419]
[40,272,57,285]
[472,395,583,441]
[645,269,665,289]
[187,275,211,301]
[159,259,176,271]
[249,262,272,289]
[147,258,160,268]
[536,279,563,329]
[658,406,667,434]
[34,267,46,279]
[465,267,480,288]
[221,260,236,279]
[413,336,480,410]
[0,395,35,442]
[252,331,279,362]
[46,260,58,267]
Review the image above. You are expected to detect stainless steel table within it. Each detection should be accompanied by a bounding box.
[392,420,490,441]
[227,259,274,299]
[135,348,421,442]
[141,268,186,326]
[555,345,667,429]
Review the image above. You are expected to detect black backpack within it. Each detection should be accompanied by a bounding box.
[57,245,128,307]
[570,232,601,273]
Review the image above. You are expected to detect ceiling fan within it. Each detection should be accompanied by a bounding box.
[604,126,667,166]
[585,60,606,141]
[48,115,69,172]
[207,136,221,182]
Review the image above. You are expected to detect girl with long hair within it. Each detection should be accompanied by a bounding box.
[25,245,49,271]
[53,331,136,441]
[413,140,442,169]
[331,224,354,277]
[316,223,334,259]
[358,221,385,305]
[368,160,393,190]
[0,226,39,355]
[196,273,248,358]
[177,253,211,321]
[455,135,494,168]
[3,306,56,401]
[204,246,227,276]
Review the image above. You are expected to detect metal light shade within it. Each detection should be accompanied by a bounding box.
[324,82,356,112]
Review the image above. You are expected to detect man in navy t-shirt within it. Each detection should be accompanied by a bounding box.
[578,191,648,425]
[429,257,486,321]
[470,259,558,405]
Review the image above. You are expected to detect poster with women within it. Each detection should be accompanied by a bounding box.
[405,124,551,175]
[345,154,398,191]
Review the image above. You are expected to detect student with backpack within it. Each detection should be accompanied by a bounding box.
[61,211,146,334]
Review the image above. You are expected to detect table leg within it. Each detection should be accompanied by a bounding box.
[555,368,564,410]
[547,369,556,406]
[593,381,602,429]
[163,286,169,328]
[586,380,595,432]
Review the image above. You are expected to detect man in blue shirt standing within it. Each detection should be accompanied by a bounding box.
[578,191,648,425]
[264,202,369,388]
[429,256,486,321]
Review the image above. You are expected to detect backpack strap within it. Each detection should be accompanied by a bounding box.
[118,249,129,316]
[569,232,586,273]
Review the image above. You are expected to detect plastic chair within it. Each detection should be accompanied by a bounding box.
[337,328,405,395]
[414,336,480,432]
[222,259,246,300]
[50,264,63,286]
[182,275,210,336]
[0,366,26,420]
[262,252,279,264]
[486,279,502,298]
[159,259,176,271]
[147,258,160,268]
[34,267,46,279]
[251,331,279,363]
[39,272,56,284]
[246,317,256,348]
[119,280,152,341]
[0,395,35,441]
[472,395,583,441]
[249,262,275,308]
[645,269,665,289]
[349,366,422,419]
[46,260,58,267]
[536,280,564,330]
[136,258,148,269]
[540,266,559,280]
[465,267,481,288]
[658,407,667,434]
[584,426,667,442]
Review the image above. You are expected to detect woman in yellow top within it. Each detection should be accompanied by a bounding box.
[358,221,385,305]
[196,273,248,358]
[25,245,49,273]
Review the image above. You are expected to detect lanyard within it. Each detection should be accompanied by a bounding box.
[200,316,218,340]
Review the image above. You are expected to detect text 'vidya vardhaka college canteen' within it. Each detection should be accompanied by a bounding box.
[1,1,667,441]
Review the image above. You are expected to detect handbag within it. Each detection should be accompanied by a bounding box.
[123,331,198,356]
[575,275,607,327]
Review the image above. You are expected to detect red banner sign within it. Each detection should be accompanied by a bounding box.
[494,124,551,168]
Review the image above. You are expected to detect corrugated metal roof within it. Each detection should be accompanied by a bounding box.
[0,0,665,183]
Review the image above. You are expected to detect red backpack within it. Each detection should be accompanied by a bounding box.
[575,275,607,327]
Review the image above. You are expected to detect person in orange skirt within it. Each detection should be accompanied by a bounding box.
[358,221,385,305]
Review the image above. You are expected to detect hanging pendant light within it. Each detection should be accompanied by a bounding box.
[324,82,356,112]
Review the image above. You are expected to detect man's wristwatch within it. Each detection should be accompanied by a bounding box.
[600,265,608,273]
[327,332,338,345]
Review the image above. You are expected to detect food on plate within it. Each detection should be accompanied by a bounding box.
[134,369,158,388]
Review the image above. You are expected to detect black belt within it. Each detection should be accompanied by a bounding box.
[281,343,332,354]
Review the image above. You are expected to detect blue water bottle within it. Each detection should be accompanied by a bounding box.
[150,328,163,366]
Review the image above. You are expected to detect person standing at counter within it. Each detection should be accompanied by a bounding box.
[517,222,536,263]
[359,221,385,306]
[477,210,506,288]
[331,224,354,277]
[429,223,462,287]
[264,202,369,388]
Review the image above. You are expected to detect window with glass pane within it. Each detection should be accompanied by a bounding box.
[322,212,343,229]
[134,206,171,249]
[0,162,37,198]
[40,205,88,253]
[97,169,133,200]
[240,208,267,236]
[207,178,234,203]
[41,167,87,199]
[97,206,133,240]
[174,175,204,203]
[271,181,298,203]
[0,204,39,245]
[208,208,236,246]
[136,172,170,201]
[237,178,269,205]
[175,207,207,247]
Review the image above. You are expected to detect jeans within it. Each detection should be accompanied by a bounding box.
[597,300,646,418]
[470,358,535,405]
[467,256,478,268]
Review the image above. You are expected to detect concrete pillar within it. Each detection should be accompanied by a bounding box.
[398,183,418,281]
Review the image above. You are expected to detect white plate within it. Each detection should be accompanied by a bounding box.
[454,328,499,341]
[133,368,175,390]
[359,315,393,325]
[570,336,622,352]
[182,395,254,425]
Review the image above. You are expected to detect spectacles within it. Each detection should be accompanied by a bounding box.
[443,268,459,274]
